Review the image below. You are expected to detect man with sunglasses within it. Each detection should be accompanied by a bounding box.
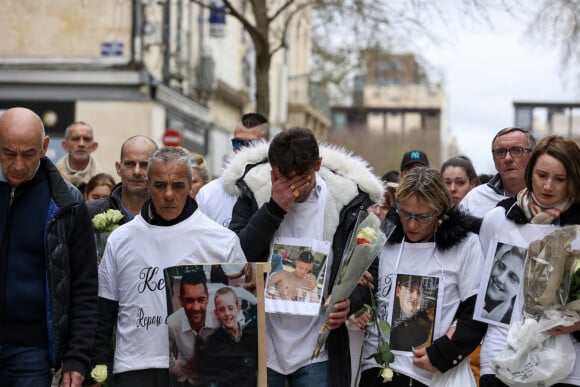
[196,113,269,227]
[459,127,536,218]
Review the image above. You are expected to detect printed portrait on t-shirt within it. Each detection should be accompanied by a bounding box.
[388,274,439,352]
[475,242,527,327]
[164,264,259,387]
[265,237,330,316]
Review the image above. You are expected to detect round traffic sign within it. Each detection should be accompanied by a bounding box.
[162,129,183,146]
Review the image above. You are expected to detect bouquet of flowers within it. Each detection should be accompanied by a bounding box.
[312,211,388,359]
[523,225,580,328]
[92,209,124,264]
[491,225,580,385]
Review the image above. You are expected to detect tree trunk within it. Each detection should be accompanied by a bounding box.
[251,0,271,118]
[254,47,271,118]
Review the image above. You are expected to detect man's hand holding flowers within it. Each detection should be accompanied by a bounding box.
[312,212,387,360]
[324,298,350,330]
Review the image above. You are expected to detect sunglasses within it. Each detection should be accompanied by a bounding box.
[231,138,257,150]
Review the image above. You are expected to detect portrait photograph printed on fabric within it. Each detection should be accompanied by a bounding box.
[265,237,330,316]
[474,242,528,327]
[388,273,439,353]
[164,264,259,387]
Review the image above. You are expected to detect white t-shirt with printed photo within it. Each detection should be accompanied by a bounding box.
[98,210,246,374]
[362,233,483,385]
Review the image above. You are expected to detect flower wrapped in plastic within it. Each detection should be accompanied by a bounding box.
[523,225,580,329]
[491,225,580,385]
[312,211,388,359]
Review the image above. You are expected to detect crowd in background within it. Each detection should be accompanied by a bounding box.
[1,106,580,387]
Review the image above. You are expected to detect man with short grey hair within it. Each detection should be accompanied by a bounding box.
[460,127,536,217]
[56,121,101,190]
[92,146,246,386]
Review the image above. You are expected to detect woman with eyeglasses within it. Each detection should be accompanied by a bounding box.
[478,135,580,387]
[359,167,486,386]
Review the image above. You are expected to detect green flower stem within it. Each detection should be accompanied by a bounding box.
[353,330,368,386]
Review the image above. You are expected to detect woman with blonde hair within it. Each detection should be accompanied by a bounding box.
[190,153,210,198]
[360,167,485,386]
[178,147,210,198]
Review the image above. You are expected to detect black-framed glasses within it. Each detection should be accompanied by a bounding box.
[491,146,530,159]
[396,208,436,224]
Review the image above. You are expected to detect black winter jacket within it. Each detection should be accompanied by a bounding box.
[1,158,98,376]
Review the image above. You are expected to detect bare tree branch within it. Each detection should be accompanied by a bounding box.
[268,0,297,23]
[270,2,312,56]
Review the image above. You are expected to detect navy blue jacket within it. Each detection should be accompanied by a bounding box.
[0,158,98,376]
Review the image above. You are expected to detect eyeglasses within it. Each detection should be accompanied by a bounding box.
[396,208,436,224]
[491,146,530,159]
[231,138,256,150]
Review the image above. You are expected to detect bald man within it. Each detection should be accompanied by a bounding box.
[87,135,158,224]
[0,108,98,387]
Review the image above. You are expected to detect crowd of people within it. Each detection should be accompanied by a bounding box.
[1,105,580,387]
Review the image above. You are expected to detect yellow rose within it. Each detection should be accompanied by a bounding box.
[379,366,393,383]
[91,364,108,383]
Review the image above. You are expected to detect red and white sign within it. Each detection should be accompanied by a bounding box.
[162,129,183,146]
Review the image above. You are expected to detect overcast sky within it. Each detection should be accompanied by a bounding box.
[414,3,578,175]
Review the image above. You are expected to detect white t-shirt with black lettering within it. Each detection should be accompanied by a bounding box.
[99,210,246,374]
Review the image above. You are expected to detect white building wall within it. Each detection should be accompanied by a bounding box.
[75,101,164,179]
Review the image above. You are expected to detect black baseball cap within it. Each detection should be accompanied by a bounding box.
[400,150,429,171]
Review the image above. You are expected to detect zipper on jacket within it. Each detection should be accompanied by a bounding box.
[9,188,15,208]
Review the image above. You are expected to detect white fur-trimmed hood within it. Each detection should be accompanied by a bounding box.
[222,142,384,206]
